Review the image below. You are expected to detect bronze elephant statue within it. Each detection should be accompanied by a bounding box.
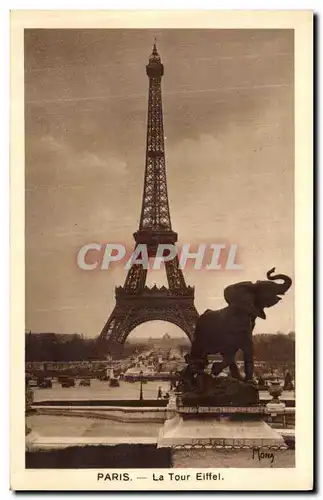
[189,268,292,382]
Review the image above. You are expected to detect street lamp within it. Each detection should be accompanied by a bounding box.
[139,370,144,401]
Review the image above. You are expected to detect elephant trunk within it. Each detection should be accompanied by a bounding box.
[266,267,292,294]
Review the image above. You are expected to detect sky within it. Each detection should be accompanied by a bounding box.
[25,29,294,338]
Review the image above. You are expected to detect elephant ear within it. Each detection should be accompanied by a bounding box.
[224,281,254,304]
[224,282,264,318]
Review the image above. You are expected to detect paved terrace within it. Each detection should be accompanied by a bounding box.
[27,414,294,447]
[32,379,295,403]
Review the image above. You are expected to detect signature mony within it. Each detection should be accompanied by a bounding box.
[252,448,275,464]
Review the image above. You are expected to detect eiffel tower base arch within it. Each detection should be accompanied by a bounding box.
[99,288,199,349]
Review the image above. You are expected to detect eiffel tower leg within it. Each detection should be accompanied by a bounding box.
[99,263,147,346]
[165,256,188,292]
[175,303,199,342]
[99,305,132,345]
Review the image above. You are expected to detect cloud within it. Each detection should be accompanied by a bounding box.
[27,134,127,189]
[39,134,66,152]
[79,151,127,176]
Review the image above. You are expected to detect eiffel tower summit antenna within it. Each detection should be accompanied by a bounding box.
[99,45,199,347]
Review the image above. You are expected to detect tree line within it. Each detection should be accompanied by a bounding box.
[25,332,295,365]
[25,333,139,362]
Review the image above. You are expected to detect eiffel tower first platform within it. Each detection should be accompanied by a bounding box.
[99,44,199,347]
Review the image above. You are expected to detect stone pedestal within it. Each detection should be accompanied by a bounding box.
[157,406,287,450]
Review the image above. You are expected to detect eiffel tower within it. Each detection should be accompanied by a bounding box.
[99,43,199,346]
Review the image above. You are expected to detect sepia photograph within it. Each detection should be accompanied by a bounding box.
[10,10,313,491]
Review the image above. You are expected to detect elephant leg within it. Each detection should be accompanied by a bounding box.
[243,340,254,382]
[229,362,244,381]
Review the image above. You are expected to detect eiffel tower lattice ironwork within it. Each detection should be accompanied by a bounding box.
[99,44,199,345]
